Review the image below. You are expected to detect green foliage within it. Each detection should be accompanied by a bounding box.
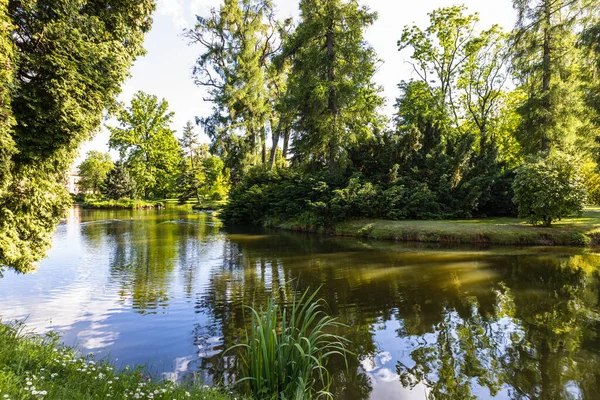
[103,162,135,200]
[185,0,290,181]
[0,0,154,273]
[176,122,230,203]
[511,0,599,154]
[228,288,349,400]
[285,0,385,173]
[77,151,114,194]
[108,92,180,199]
[582,161,600,206]
[513,152,586,226]
[82,199,159,210]
[0,322,237,400]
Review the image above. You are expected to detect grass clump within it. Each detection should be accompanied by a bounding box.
[81,198,162,209]
[0,322,236,400]
[228,288,350,400]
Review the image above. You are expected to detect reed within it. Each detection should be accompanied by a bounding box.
[228,288,350,399]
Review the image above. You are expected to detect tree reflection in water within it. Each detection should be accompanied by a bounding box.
[195,234,600,400]
[79,210,600,400]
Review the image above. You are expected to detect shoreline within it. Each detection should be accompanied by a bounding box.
[277,214,600,247]
[0,322,237,400]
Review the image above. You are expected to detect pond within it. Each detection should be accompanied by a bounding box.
[1,206,600,399]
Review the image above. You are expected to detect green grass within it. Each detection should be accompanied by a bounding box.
[0,322,238,400]
[81,199,163,210]
[227,288,349,400]
[331,209,600,247]
[191,201,226,211]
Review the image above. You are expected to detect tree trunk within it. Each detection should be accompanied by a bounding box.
[261,125,267,165]
[268,117,281,170]
[326,18,338,174]
[282,127,291,159]
[541,0,552,153]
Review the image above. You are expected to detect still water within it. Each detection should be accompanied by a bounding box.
[1,206,600,399]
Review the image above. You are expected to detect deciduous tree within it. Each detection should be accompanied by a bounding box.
[0,0,154,272]
[108,92,180,199]
[78,151,114,195]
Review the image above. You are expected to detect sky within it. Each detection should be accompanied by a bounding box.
[76,0,517,164]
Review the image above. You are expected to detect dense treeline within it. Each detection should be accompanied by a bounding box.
[184,0,600,227]
[77,92,229,203]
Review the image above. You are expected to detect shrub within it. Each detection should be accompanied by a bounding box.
[228,288,350,400]
[581,161,600,206]
[512,152,586,226]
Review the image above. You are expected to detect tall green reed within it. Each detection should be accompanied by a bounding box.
[227,288,350,400]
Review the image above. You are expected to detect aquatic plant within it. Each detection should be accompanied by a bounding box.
[228,288,350,399]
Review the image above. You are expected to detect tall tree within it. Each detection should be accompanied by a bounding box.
[511,0,598,154]
[77,151,114,195]
[0,0,153,273]
[185,0,288,182]
[178,121,205,204]
[108,92,180,199]
[284,0,384,173]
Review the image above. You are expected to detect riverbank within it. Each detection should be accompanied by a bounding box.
[281,210,600,247]
[0,322,237,400]
[81,199,163,209]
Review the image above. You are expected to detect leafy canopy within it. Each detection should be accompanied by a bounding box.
[0,0,154,273]
[512,152,586,226]
[78,151,114,195]
[108,91,180,200]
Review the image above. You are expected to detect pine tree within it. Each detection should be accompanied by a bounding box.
[103,162,135,200]
[283,0,384,173]
[511,0,598,154]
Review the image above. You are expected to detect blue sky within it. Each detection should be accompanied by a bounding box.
[76,0,516,164]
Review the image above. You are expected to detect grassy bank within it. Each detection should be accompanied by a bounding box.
[0,322,236,400]
[81,199,163,210]
[280,209,600,247]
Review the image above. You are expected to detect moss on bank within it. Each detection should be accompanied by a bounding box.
[0,322,237,400]
[280,210,600,247]
[81,199,163,210]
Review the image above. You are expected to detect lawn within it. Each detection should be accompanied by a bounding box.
[0,322,238,400]
[333,209,600,247]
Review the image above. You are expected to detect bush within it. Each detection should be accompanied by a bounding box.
[581,161,600,206]
[512,152,586,226]
[227,288,349,400]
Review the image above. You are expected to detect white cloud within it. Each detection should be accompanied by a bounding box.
[157,0,188,29]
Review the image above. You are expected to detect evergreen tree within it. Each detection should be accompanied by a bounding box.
[108,92,181,200]
[103,162,135,200]
[284,0,384,173]
[177,121,204,204]
[0,0,153,272]
[511,0,598,154]
[185,0,288,182]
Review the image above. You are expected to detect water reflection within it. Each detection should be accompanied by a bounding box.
[0,207,599,400]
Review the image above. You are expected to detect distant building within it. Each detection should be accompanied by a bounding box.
[67,169,81,194]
